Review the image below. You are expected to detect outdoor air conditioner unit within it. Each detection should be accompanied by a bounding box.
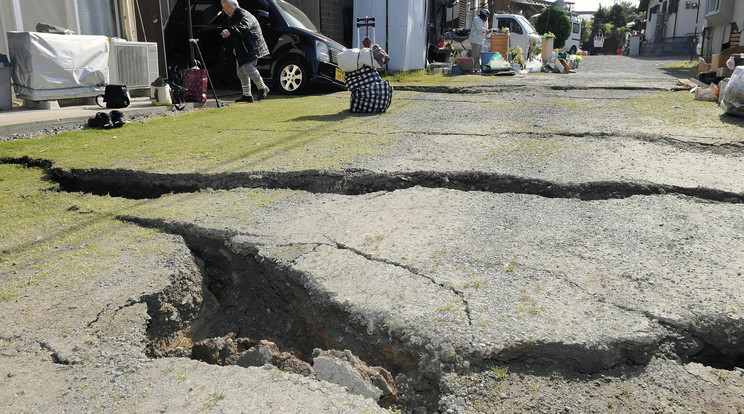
[108,39,159,89]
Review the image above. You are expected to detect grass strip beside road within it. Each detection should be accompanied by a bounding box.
[0,94,400,174]
[0,164,172,302]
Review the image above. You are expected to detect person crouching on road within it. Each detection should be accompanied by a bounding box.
[220,0,270,103]
[469,9,491,74]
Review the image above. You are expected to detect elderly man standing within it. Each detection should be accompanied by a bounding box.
[220,0,270,102]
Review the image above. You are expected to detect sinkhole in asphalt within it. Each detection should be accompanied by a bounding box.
[139,226,436,410]
[134,218,744,414]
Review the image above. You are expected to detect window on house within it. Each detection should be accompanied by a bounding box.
[705,0,720,14]
[76,0,119,36]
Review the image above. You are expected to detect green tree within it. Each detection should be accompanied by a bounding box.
[534,6,572,49]
[581,18,593,46]
[592,5,608,31]
[590,1,643,53]
[608,4,627,28]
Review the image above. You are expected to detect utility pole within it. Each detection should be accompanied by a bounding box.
[690,2,699,62]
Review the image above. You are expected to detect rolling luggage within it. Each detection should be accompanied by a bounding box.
[344,17,392,113]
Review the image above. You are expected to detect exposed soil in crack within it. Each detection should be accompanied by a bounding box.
[120,216,435,410]
[392,84,672,94]
[0,159,737,204]
[117,214,744,412]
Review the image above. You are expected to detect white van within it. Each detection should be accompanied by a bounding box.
[563,15,582,54]
[491,14,541,58]
[529,13,582,54]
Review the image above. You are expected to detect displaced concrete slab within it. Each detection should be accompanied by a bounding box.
[2,56,743,413]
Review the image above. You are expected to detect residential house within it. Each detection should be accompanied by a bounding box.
[697,0,743,56]
[639,0,701,55]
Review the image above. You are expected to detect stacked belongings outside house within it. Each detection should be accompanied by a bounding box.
[338,44,392,113]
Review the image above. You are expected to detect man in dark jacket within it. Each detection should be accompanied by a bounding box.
[220,0,270,102]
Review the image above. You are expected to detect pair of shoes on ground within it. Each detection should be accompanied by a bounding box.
[235,87,270,103]
[88,110,125,129]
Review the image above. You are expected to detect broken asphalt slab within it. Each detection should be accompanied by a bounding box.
[2,56,744,412]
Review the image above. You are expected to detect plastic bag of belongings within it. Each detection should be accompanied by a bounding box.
[338,45,393,113]
[720,66,744,118]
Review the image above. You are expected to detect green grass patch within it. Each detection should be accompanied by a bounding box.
[0,95,400,173]
[665,60,699,77]
[0,164,170,302]
[0,163,302,302]
[382,69,448,84]
[619,90,743,133]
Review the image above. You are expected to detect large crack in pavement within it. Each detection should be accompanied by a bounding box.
[117,212,744,411]
[2,161,738,203]
[5,155,744,411]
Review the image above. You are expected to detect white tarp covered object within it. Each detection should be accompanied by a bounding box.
[8,31,109,100]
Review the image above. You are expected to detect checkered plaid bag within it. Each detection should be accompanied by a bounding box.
[345,66,381,92]
[345,67,393,113]
[350,82,393,113]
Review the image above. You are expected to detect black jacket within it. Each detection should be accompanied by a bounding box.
[226,7,269,65]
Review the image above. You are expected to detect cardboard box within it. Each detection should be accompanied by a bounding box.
[711,54,722,70]
[712,46,744,70]
[698,56,711,73]
[490,34,509,58]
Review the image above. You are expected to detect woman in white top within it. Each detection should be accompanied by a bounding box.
[469,9,492,73]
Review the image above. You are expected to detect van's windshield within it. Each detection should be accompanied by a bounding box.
[275,0,318,32]
[516,15,537,35]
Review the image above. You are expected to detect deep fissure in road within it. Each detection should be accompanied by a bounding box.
[125,215,744,412]
[6,159,744,410]
[36,165,744,204]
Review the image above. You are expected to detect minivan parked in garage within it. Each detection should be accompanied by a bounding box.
[164,0,347,94]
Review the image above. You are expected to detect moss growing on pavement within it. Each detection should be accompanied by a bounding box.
[0,164,165,301]
[621,90,743,135]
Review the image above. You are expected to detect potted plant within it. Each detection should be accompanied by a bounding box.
[508,45,526,70]
[541,32,555,62]
[528,39,540,60]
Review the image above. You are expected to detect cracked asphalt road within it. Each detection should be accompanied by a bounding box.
[2,55,744,413]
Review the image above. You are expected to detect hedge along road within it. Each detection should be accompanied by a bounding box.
[1,55,744,413]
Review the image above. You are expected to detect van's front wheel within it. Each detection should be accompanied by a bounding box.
[275,59,309,95]
[568,46,577,54]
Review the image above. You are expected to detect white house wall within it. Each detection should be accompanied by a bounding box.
[703,0,744,54]
[664,1,702,38]
[644,0,702,41]
[352,0,387,49]
[20,0,77,32]
[353,0,428,71]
